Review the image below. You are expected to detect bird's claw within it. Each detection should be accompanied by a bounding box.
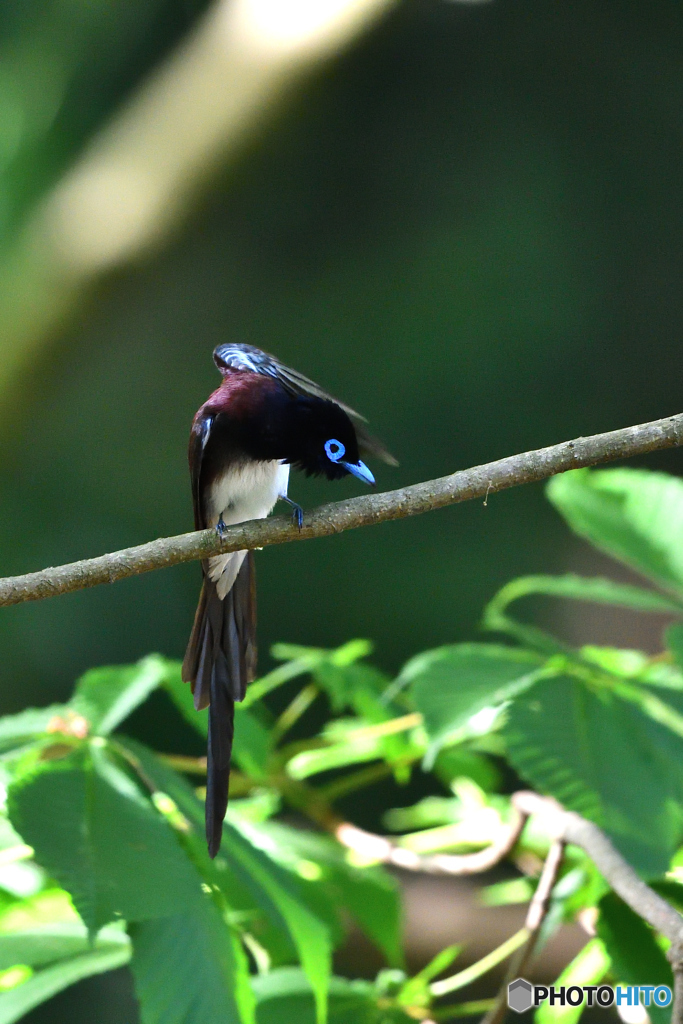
[280,496,304,531]
[215,514,228,539]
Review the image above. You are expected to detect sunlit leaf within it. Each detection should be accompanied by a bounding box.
[113,739,302,973]
[249,822,402,968]
[7,744,201,932]
[505,675,683,873]
[223,820,332,1024]
[69,655,169,735]
[396,644,543,767]
[547,469,683,599]
[486,573,683,622]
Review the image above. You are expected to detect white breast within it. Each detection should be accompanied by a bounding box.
[206,461,290,599]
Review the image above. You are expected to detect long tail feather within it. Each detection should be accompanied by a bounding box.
[182,553,257,857]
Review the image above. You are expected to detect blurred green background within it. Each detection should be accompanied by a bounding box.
[1,0,683,1017]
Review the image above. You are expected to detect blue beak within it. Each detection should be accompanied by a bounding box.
[341,460,375,486]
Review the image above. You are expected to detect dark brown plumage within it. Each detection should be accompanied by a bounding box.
[183,344,395,856]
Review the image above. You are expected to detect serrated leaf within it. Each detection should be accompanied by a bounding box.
[223,820,332,1024]
[397,644,543,767]
[535,938,610,1024]
[597,893,672,1024]
[7,745,201,932]
[0,930,130,1024]
[253,968,411,1024]
[130,895,255,1024]
[249,822,403,968]
[505,675,683,873]
[113,739,300,968]
[115,738,334,1016]
[547,469,683,599]
[69,655,168,735]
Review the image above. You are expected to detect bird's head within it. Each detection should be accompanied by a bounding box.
[287,397,375,485]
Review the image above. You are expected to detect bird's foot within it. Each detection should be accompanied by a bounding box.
[280,496,304,531]
[215,514,228,539]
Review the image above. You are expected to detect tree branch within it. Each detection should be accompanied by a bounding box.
[334,806,526,876]
[481,838,565,1024]
[1,411,683,607]
[512,792,683,1024]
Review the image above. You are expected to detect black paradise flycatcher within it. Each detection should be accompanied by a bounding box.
[182,343,396,856]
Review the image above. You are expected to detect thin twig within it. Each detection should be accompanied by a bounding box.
[512,792,683,1024]
[1,412,682,606]
[334,804,526,876]
[482,839,565,1024]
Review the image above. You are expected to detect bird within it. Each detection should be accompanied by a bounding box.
[182,343,396,856]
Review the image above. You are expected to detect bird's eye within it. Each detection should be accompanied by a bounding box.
[324,438,345,462]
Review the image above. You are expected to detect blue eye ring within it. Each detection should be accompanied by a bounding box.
[324,438,345,463]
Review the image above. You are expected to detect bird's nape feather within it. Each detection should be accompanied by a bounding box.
[212,343,398,466]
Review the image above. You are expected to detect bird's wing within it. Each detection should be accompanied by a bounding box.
[213,343,398,466]
[188,412,214,530]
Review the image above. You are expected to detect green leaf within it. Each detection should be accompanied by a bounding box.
[7,744,201,932]
[249,822,403,968]
[312,662,390,716]
[535,938,610,1024]
[253,968,411,1024]
[130,895,255,1024]
[160,660,203,736]
[0,929,130,1024]
[398,945,460,1008]
[69,655,169,735]
[505,675,683,873]
[667,623,683,674]
[597,893,672,1024]
[232,708,272,781]
[115,737,333,1014]
[223,820,332,1024]
[0,920,126,970]
[547,469,683,599]
[0,707,68,755]
[486,574,683,621]
[432,747,501,793]
[113,739,300,967]
[397,644,543,767]
[244,640,373,709]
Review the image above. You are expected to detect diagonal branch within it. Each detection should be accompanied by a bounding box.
[1,411,682,607]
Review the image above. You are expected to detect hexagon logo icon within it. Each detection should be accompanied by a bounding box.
[508,978,533,1013]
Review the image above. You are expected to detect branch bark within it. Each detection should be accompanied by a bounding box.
[481,838,565,1024]
[512,792,683,1024]
[1,411,683,607]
